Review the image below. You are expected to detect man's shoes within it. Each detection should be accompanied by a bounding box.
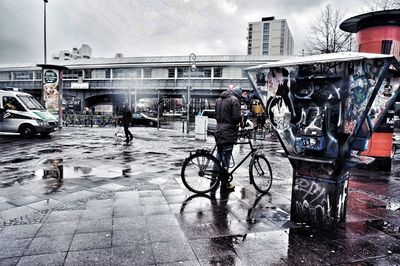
[220,183,235,192]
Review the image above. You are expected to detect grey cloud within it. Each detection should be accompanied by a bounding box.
[0,0,366,64]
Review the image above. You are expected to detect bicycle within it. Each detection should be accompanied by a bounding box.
[181,128,273,194]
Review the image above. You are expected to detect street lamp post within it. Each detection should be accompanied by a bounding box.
[43,0,48,64]
[187,53,196,133]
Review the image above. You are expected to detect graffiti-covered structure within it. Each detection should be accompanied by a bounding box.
[340,9,400,171]
[246,52,400,229]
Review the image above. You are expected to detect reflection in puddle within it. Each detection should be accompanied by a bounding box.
[42,159,63,194]
[73,166,92,175]
[35,162,123,181]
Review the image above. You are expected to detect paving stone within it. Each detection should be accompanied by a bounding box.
[0,206,36,221]
[86,199,113,209]
[24,235,73,256]
[113,206,144,218]
[111,244,154,266]
[114,191,139,200]
[199,255,245,266]
[17,252,66,266]
[157,260,200,266]
[7,196,43,207]
[96,183,127,191]
[0,257,19,266]
[0,238,31,259]
[25,199,61,211]
[139,196,168,206]
[152,241,197,264]
[112,229,150,246]
[56,190,97,203]
[148,225,186,242]
[114,198,140,207]
[65,248,111,266]
[45,210,81,223]
[76,218,112,234]
[80,207,113,220]
[145,214,179,229]
[70,232,112,251]
[142,205,171,216]
[0,224,41,240]
[113,216,146,231]
[36,220,78,237]
[189,238,236,258]
[0,202,15,212]
[139,190,163,197]
[161,189,187,197]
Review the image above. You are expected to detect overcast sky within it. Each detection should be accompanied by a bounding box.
[0,0,367,64]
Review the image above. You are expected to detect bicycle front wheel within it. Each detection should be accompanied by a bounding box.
[249,154,272,193]
[181,153,221,194]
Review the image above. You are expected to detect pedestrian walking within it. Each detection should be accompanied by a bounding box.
[214,85,243,191]
[122,107,133,142]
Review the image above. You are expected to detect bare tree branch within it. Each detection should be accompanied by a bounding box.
[361,0,400,12]
[303,4,352,55]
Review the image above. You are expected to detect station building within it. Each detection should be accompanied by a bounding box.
[0,54,287,115]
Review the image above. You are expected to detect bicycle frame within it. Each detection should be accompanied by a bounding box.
[210,135,258,176]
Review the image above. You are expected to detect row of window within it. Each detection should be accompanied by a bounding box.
[262,23,270,55]
[0,67,229,81]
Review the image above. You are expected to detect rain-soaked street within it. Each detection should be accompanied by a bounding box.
[0,125,399,265]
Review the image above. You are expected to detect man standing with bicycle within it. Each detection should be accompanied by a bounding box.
[215,85,243,191]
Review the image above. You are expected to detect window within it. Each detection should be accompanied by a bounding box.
[113,68,140,79]
[84,69,91,79]
[0,72,12,80]
[204,68,211,78]
[381,40,393,54]
[35,71,42,80]
[3,96,25,111]
[168,68,175,78]
[63,70,82,79]
[213,67,222,78]
[143,68,151,78]
[14,71,33,80]
[17,95,45,110]
[263,23,270,34]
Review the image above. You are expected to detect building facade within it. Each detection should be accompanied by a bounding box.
[51,44,92,61]
[247,17,294,56]
[0,55,287,115]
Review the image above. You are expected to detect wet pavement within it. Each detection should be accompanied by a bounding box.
[0,125,399,265]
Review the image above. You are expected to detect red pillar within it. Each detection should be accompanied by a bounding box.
[340,10,400,170]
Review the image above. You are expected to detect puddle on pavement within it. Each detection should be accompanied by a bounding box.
[1,156,38,164]
[37,148,63,154]
[34,158,125,181]
[367,220,400,239]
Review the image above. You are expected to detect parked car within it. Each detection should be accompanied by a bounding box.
[131,113,158,127]
[200,109,217,131]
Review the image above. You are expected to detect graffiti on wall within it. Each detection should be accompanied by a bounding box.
[247,58,394,159]
[293,175,348,226]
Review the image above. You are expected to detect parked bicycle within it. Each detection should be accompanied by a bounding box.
[181,127,273,194]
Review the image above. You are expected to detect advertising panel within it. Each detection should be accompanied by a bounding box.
[43,68,60,115]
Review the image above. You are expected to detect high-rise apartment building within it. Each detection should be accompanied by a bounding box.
[247,17,294,56]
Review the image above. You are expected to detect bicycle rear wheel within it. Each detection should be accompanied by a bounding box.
[249,154,272,193]
[181,153,221,194]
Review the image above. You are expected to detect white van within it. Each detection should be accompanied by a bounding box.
[0,88,58,137]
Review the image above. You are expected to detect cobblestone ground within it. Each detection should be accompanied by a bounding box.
[0,126,399,265]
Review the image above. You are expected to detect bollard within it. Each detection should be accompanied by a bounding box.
[182,119,185,133]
